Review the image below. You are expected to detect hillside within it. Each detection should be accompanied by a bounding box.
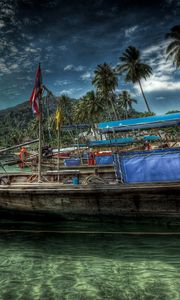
[0,96,78,148]
[0,98,58,147]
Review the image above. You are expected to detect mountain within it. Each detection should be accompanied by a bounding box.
[0,97,75,148]
[0,98,56,147]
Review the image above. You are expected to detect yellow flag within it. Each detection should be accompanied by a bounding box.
[55,108,62,130]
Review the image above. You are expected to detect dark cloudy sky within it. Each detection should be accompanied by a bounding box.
[0,0,180,114]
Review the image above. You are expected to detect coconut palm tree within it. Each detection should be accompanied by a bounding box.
[73,97,89,124]
[85,90,104,138]
[118,90,137,119]
[92,63,119,119]
[85,91,103,121]
[59,94,73,124]
[166,25,180,68]
[116,46,152,113]
[73,91,104,140]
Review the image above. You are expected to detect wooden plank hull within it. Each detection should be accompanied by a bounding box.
[0,183,180,221]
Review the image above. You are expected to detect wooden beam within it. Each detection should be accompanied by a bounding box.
[0,139,39,154]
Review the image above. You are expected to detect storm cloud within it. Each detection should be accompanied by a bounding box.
[0,0,179,113]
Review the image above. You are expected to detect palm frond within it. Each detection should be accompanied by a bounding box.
[166,25,180,67]
[116,64,129,74]
[166,41,180,54]
[173,49,180,67]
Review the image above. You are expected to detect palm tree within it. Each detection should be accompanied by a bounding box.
[92,63,119,119]
[73,97,89,124]
[73,91,103,137]
[59,94,73,124]
[85,91,103,121]
[116,46,152,113]
[118,90,137,119]
[85,90,104,138]
[166,25,180,68]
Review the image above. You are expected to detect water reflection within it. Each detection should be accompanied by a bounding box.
[0,221,179,299]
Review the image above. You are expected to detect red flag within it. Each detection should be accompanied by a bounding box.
[29,64,43,115]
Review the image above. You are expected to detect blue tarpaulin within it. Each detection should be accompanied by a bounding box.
[114,148,180,183]
[64,158,81,166]
[98,113,180,132]
[95,155,113,165]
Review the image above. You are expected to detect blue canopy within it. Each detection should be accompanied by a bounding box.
[89,137,134,147]
[98,113,180,132]
[89,135,160,147]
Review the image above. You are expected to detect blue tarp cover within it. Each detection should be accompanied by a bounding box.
[95,155,113,165]
[115,149,180,183]
[64,158,81,166]
[98,113,180,132]
[119,147,180,156]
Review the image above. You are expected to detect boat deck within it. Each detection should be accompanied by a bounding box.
[0,181,179,192]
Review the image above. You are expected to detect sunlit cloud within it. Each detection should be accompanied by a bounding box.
[58,45,67,51]
[0,20,5,29]
[59,87,84,96]
[54,79,71,87]
[64,64,85,72]
[81,72,92,81]
[125,25,139,37]
[64,64,73,71]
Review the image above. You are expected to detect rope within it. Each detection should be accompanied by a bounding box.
[82,174,106,185]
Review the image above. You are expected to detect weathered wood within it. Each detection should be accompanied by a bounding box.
[0,182,180,222]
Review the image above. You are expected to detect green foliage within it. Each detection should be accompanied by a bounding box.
[92,63,119,119]
[137,111,156,117]
[117,90,137,119]
[116,46,152,113]
[166,25,180,68]
[166,110,180,114]
[117,46,152,83]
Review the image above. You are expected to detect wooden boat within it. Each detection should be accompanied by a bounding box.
[0,150,179,223]
[0,113,179,222]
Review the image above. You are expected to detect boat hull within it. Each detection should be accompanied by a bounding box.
[0,183,180,222]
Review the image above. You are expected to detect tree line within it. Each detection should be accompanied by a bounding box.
[74,25,180,122]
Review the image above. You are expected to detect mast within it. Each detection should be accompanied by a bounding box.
[37,63,43,183]
[57,117,60,181]
[55,101,61,181]
[38,93,42,182]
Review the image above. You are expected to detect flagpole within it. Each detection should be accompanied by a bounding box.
[57,102,61,182]
[38,94,42,182]
[29,63,43,183]
[57,120,60,182]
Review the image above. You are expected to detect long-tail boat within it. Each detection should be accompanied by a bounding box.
[0,113,179,222]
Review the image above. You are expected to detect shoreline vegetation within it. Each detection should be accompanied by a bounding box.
[0,25,179,149]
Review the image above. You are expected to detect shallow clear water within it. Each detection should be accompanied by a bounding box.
[0,159,30,173]
[0,221,179,300]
